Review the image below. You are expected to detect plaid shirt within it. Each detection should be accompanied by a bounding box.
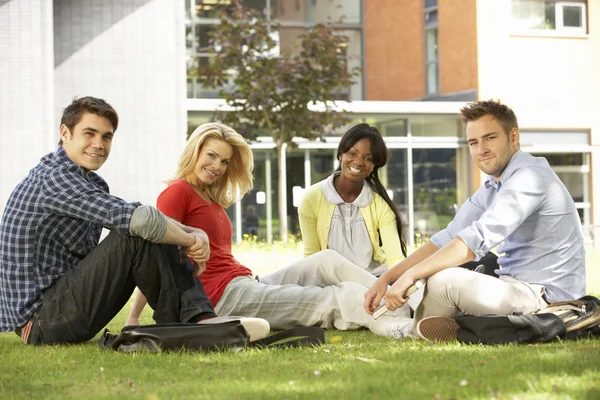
[0,147,139,331]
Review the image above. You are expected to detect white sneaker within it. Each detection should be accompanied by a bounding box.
[198,316,270,341]
[368,316,414,339]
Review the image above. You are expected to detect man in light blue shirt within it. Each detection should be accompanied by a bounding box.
[364,100,586,340]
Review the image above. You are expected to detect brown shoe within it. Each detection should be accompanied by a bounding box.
[416,316,459,341]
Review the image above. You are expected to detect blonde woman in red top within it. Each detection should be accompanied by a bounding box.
[127,123,412,337]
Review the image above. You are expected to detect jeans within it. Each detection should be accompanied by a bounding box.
[25,231,216,345]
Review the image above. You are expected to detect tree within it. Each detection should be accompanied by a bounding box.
[199,0,360,242]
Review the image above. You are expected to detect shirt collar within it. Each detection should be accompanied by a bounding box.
[55,145,71,162]
[54,146,94,179]
[322,172,373,207]
[484,149,524,189]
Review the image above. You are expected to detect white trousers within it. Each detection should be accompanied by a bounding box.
[215,250,410,330]
[412,267,548,334]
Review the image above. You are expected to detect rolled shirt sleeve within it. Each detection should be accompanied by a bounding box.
[430,191,486,254]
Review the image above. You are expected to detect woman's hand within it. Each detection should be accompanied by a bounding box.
[364,278,389,314]
[191,261,207,277]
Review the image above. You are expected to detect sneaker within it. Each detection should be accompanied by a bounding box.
[368,316,413,339]
[416,316,459,341]
[198,316,270,341]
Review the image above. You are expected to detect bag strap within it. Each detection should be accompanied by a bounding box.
[99,328,117,349]
[536,298,600,332]
[248,326,325,349]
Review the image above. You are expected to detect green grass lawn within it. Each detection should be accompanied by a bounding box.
[1,244,599,400]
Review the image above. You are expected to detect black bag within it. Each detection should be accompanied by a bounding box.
[99,321,325,353]
[459,251,500,278]
[455,295,600,345]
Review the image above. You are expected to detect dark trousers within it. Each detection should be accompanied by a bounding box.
[25,231,216,345]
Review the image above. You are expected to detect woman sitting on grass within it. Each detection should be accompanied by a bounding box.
[126,123,412,338]
[259,124,408,290]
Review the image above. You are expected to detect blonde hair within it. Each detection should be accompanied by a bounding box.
[171,123,253,208]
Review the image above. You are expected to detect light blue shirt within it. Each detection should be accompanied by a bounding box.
[430,150,586,303]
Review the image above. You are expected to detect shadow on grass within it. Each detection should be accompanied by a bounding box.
[1,329,600,400]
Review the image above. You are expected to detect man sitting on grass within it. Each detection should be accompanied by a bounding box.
[364,99,586,340]
[0,96,268,345]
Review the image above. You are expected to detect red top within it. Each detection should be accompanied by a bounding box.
[157,179,252,306]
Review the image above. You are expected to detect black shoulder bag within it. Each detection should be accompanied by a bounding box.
[99,321,325,353]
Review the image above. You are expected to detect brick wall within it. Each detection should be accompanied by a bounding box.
[364,0,425,100]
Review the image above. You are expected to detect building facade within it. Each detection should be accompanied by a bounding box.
[1,0,187,214]
[187,0,599,246]
[362,0,599,244]
[1,0,598,247]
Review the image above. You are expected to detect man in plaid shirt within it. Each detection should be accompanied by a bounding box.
[0,97,267,345]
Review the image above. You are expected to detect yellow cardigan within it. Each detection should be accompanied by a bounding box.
[298,181,404,269]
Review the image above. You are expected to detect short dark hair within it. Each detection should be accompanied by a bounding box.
[58,96,119,145]
[460,100,518,135]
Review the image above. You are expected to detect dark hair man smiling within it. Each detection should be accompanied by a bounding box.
[0,96,267,345]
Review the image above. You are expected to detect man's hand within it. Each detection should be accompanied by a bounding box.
[384,269,417,311]
[185,232,210,265]
[364,278,389,314]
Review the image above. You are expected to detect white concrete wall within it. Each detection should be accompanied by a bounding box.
[53,0,187,206]
[475,0,600,133]
[475,0,600,244]
[0,0,55,215]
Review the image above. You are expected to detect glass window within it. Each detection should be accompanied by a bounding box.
[276,0,360,25]
[277,26,305,53]
[412,149,458,241]
[340,29,363,101]
[425,9,438,25]
[187,56,229,98]
[425,28,439,95]
[186,0,364,99]
[563,4,583,27]
[385,149,409,222]
[275,0,306,24]
[542,153,584,165]
[380,120,407,137]
[309,150,335,184]
[410,117,458,137]
[312,0,360,24]
[532,152,590,227]
[194,0,268,19]
[186,24,194,49]
[511,0,587,33]
[195,25,215,53]
[187,78,194,98]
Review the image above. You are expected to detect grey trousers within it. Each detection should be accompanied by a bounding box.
[215,250,410,330]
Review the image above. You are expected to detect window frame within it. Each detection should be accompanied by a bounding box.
[555,1,587,31]
[510,0,588,38]
[424,5,439,96]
